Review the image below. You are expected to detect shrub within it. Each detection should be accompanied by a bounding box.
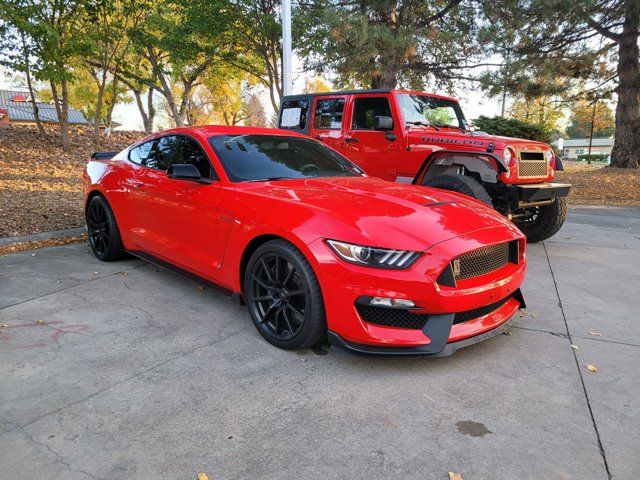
[576,154,609,162]
[472,116,553,143]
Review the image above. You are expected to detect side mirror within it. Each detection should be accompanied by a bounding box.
[167,164,209,182]
[374,115,394,131]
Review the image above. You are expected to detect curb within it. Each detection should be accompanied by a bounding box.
[0,227,86,247]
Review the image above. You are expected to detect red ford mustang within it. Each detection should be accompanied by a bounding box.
[83,125,526,355]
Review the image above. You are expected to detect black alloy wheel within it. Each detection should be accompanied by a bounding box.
[244,240,326,349]
[86,195,125,261]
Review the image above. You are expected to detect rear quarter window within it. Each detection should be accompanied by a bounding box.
[128,140,154,165]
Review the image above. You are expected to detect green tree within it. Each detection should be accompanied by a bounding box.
[482,0,639,168]
[472,115,553,143]
[565,99,615,138]
[297,0,489,89]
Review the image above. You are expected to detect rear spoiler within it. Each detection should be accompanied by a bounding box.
[91,151,118,160]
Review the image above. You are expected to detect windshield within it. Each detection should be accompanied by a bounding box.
[208,134,363,182]
[397,93,467,129]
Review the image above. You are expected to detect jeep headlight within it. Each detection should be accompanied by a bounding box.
[503,147,516,166]
[326,240,421,269]
[545,149,554,164]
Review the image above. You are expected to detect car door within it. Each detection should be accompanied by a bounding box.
[134,134,221,277]
[310,95,347,154]
[343,94,401,181]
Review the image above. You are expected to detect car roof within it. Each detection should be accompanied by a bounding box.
[159,125,308,138]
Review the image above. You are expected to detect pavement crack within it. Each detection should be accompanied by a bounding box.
[512,325,568,339]
[13,326,250,432]
[19,425,105,480]
[0,263,147,311]
[543,241,612,480]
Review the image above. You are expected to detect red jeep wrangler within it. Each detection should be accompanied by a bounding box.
[278,89,571,242]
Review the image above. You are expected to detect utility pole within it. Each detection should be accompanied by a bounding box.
[587,101,597,165]
[282,0,292,96]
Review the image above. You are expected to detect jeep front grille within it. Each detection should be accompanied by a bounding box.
[517,152,548,178]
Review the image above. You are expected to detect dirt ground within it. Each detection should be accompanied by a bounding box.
[1,124,639,239]
[0,124,144,237]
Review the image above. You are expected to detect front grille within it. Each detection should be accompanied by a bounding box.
[355,294,514,330]
[453,242,512,281]
[356,304,429,329]
[453,296,511,324]
[517,152,548,178]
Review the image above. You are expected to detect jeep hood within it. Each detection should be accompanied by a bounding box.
[241,176,522,251]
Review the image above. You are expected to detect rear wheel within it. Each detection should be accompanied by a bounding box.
[425,174,493,207]
[244,240,326,350]
[514,197,567,243]
[86,195,125,261]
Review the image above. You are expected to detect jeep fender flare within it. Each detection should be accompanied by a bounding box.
[412,149,509,185]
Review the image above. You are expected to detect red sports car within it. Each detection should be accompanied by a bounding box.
[83,126,526,355]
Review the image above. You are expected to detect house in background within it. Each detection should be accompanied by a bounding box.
[558,137,614,160]
[0,89,89,126]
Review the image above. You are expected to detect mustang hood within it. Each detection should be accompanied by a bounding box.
[242,177,522,251]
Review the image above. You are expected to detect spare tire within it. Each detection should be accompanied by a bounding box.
[425,174,493,207]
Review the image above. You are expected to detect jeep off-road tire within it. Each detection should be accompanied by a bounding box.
[425,174,493,207]
[515,197,568,243]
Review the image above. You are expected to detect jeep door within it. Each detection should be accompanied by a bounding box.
[343,94,401,181]
[310,95,347,153]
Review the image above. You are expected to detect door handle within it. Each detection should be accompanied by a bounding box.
[314,134,322,139]
[345,137,359,143]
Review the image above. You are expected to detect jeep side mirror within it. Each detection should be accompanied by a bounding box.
[167,164,210,183]
[374,115,394,131]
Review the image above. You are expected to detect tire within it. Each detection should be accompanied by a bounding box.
[86,195,126,261]
[515,197,568,243]
[244,239,326,350]
[425,174,493,207]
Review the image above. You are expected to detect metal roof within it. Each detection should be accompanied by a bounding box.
[562,138,613,147]
[0,89,90,124]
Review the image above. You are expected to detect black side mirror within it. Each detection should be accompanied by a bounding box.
[167,164,209,183]
[374,115,394,131]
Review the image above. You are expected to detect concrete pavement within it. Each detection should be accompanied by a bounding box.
[1,206,638,480]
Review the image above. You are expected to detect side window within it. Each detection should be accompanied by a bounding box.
[280,99,309,130]
[352,97,392,130]
[147,135,181,171]
[313,98,344,129]
[128,140,154,165]
[181,136,213,178]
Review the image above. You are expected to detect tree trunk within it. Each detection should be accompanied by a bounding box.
[50,80,70,152]
[610,3,640,169]
[21,32,47,139]
[371,68,398,89]
[93,69,108,146]
[147,86,156,133]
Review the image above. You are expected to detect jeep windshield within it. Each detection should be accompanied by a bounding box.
[397,93,468,131]
[208,134,364,182]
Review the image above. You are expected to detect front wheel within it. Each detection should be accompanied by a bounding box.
[514,197,568,243]
[244,240,326,350]
[425,174,493,207]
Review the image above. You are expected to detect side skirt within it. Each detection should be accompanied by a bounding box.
[127,249,244,305]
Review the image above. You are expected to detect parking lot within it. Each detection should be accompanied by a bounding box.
[1,206,638,480]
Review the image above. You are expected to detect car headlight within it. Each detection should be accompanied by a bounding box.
[326,240,421,269]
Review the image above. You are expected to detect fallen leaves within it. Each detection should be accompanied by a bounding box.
[0,234,87,256]
[556,163,640,207]
[448,473,463,480]
[197,473,209,480]
[585,364,598,373]
[36,320,44,324]
[570,344,579,350]
[0,124,145,238]
[588,331,603,337]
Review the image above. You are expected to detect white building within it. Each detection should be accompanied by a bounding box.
[558,137,613,160]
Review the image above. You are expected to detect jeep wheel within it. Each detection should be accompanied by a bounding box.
[425,174,493,207]
[515,197,568,243]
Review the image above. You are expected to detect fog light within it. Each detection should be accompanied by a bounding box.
[370,297,415,308]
